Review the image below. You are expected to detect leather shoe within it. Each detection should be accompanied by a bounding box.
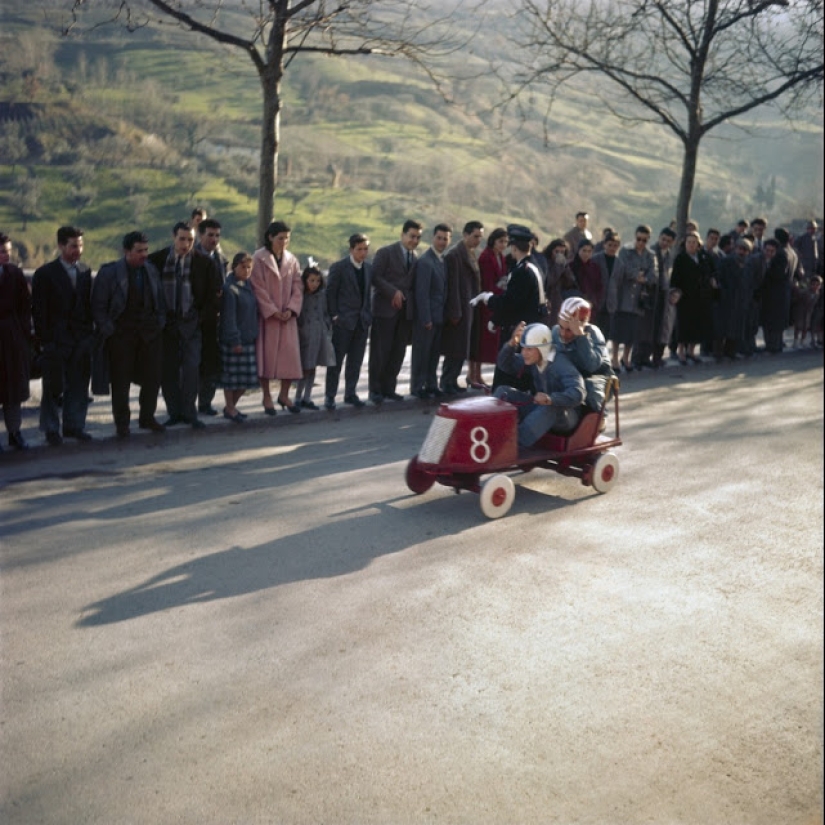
[9,431,29,450]
[344,395,365,407]
[223,408,244,423]
[428,388,444,398]
[186,418,206,429]
[414,390,431,400]
[299,400,319,410]
[369,393,384,405]
[198,406,219,416]
[385,392,404,401]
[139,418,166,433]
[324,396,336,411]
[63,429,92,442]
[116,425,131,438]
[46,431,64,446]
[163,416,184,427]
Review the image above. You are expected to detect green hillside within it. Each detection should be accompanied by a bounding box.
[0,1,822,269]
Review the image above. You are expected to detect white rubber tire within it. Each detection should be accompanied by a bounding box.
[591,452,619,493]
[479,474,516,519]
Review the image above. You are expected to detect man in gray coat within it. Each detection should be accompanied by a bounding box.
[410,223,452,399]
[325,233,373,410]
[368,219,422,403]
[91,230,166,437]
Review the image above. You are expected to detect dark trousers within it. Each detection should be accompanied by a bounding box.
[198,321,219,411]
[368,313,411,396]
[2,402,22,436]
[40,346,91,435]
[440,355,464,391]
[107,330,162,427]
[763,326,785,353]
[410,323,442,393]
[326,321,369,400]
[162,317,202,421]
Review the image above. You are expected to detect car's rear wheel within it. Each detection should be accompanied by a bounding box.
[591,451,619,493]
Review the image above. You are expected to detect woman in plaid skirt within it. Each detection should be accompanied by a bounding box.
[218,252,259,422]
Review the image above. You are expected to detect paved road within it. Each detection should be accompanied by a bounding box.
[1,349,822,824]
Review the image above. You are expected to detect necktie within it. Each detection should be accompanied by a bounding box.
[355,265,364,298]
[406,250,412,270]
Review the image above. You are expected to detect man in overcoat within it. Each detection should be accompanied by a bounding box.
[761,229,800,353]
[31,225,95,444]
[194,218,226,415]
[149,222,217,429]
[440,220,484,394]
[325,232,373,410]
[368,219,422,403]
[410,223,451,399]
[91,230,166,437]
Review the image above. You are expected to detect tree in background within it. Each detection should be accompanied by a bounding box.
[509,0,823,234]
[62,0,472,244]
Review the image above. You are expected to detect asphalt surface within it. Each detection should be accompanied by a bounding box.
[1,344,823,824]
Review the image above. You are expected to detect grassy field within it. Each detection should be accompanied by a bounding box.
[1,1,822,268]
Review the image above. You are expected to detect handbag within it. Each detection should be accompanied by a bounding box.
[638,286,654,312]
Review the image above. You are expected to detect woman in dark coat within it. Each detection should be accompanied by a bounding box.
[542,239,576,326]
[670,231,717,364]
[0,233,32,450]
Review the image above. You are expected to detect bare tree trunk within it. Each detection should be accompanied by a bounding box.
[676,136,699,237]
[257,69,281,246]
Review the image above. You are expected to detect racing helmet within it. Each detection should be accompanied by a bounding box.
[521,323,553,362]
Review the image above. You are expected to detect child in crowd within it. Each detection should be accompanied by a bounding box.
[791,275,822,349]
[218,252,259,422]
[294,263,335,409]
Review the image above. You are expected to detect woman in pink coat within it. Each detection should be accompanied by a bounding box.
[250,221,304,414]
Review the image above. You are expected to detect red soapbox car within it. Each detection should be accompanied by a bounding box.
[405,377,622,519]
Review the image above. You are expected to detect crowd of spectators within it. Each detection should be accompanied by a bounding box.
[0,208,822,452]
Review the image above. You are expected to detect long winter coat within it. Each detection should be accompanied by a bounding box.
[441,241,480,360]
[715,253,750,342]
[761,246,796,336]
[297,288,335,370]
[0,263,31,405]
[670,249,716,344]
[250,246,303,380]
[476,245,507,363]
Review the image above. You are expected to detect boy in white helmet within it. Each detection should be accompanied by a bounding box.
[494,321,585,449]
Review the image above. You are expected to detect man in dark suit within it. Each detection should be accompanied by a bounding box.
[32,225,96,445]
[367,219,423,403]
[91,230,166,437]
[149,222,217,429]
[410,223,452,399]
[194,218,226,415]
[324,233,372,410]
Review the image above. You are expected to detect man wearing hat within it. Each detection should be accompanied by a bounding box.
[493,321,585,449]
[472,224,549,391]
[477,224,548,342]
